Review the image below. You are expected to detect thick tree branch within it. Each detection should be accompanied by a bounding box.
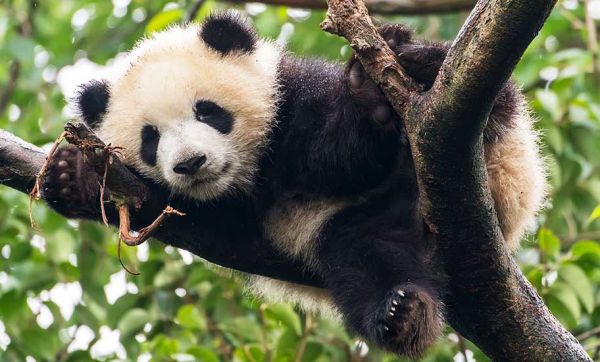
[323,0,590,360]
[0,129,44,193]
[0,126,321,288]
[229,0,476,14]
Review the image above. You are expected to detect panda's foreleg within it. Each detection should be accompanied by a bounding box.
[318,237,443,357]
[41,144,107,219]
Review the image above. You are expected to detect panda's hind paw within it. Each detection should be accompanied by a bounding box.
[375,283,443,358]
[41,145,102,219]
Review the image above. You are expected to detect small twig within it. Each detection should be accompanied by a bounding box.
[0,61,21,117]
[97,145,123,226]
[186,0,204,23]
[99,155,110,226]
[225,0,477,14]
[294,313,316,362]
[578,326,600,342]
[559,230,600,247]
[29,131,66,228]
[258,304,272,359]
[116,204,184,275]
[584,0,600,81]
[118,203,185,246]
[458,334,469,362]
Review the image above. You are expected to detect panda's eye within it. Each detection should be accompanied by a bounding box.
[142,125,159,140]
[194,100,234,134]
[141,125,160,166]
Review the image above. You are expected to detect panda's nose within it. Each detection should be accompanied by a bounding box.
[173,154,207,175]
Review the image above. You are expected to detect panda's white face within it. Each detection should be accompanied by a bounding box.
[81,20,281,200]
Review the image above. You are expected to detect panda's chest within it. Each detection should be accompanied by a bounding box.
[262,195,347,265]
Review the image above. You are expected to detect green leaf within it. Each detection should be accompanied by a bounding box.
[265,303,302,336]
[558,263,595,313]
[571,241,600,266]
[538,228,561,257]
[20,328,61,361]
[7,36,36,63]
[153,261,185,288]
[149,334,179,357]
[588,205,600,223]
[107,294,140,328]
[301,341,324,362]
[175,304,206,331]
[225,317,263,343]
[273,329,299,360]
[535,89,564,121]
[546,295,578,330]
[47,229,76,263]
[548,282,581,322]
[145,9,183,34]
[233,344,265,362]
[186,346,220,362]
[117,308,150,338]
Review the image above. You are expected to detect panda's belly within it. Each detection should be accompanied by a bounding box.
[262,195,347,269]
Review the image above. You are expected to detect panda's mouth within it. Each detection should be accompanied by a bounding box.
[189,161,232,186]
[192,174,220,185]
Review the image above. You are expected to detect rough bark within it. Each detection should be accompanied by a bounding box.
[229,0,476,14]
[0,129,44,194]
[322,0,590,360]
[0,125,321,287]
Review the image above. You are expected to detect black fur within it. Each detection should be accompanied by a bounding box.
[45,22,521,358]
[194,100,234,134]
[76,80,110,129]
[42,145,105,219]
[200,12,256,55]
[141,125,160,166]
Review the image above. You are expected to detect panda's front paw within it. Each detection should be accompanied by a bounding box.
[378,24,447,88]
[375,283,443,357]
[41,145,102,219]
[346,58,394,125]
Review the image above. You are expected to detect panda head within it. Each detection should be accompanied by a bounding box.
[74,12,280,200]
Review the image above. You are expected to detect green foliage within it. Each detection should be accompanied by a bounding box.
[1,0,600,360]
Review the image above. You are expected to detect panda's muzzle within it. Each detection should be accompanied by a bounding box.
[173,154,207,175]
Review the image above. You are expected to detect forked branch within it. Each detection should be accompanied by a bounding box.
[322,0,589,360]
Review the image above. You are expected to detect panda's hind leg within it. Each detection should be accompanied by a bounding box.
[373,283,442,356]
[319,236,443,357]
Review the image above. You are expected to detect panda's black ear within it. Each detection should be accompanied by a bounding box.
[75,80,110,129]
[200,12,257,55]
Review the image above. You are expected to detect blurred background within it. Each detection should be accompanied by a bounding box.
[1,0,600,361]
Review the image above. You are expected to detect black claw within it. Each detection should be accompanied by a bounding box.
[368,283,442,358]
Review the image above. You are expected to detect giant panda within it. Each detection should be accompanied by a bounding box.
[42,12,547,357]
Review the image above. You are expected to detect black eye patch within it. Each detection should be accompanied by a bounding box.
[194,100,234,134]
[141,125,160,166]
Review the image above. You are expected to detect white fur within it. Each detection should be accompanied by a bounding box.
[95,24,281,200]
[247,275,341,320]
[263,196,346,268]
[486,104,548,249]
